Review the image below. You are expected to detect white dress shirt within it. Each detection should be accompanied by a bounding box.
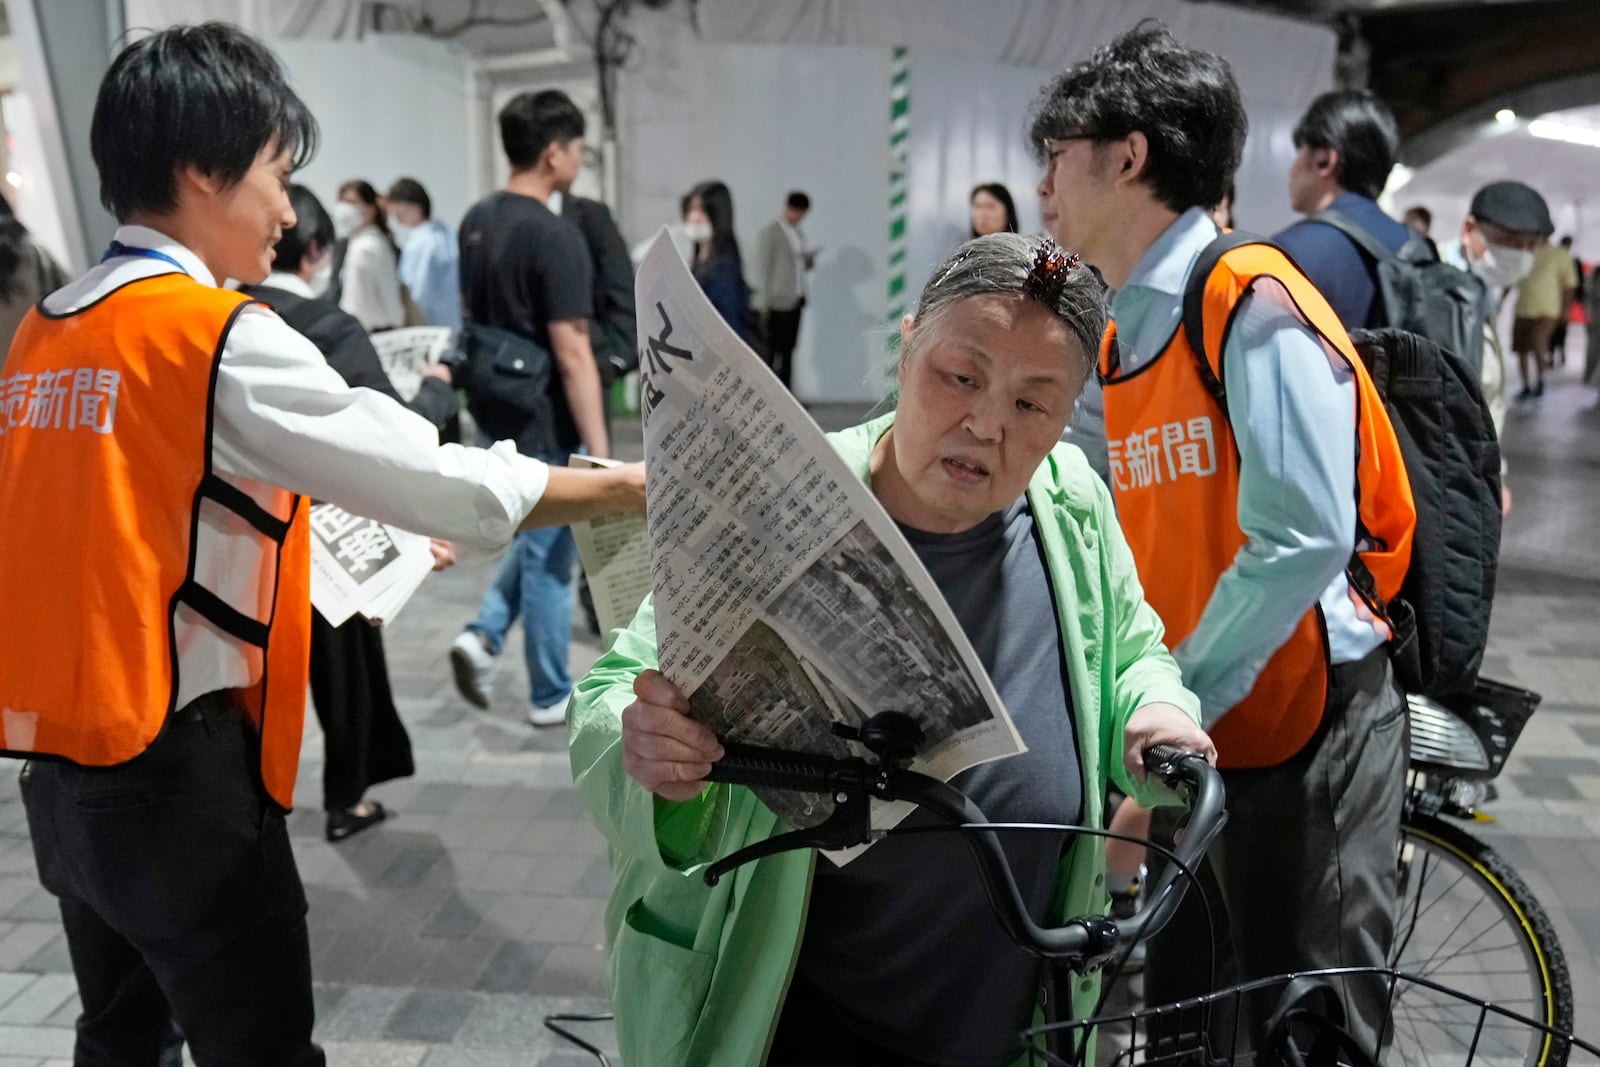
[46,225,549,710]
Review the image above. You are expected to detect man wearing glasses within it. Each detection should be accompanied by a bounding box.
[1030,24,1415,1051]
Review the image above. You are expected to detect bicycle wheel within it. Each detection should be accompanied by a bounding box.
[1388,813,1574,1067]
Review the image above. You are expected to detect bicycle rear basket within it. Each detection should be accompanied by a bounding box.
[1023,967,1597,1067]
[1407,677,1541,780]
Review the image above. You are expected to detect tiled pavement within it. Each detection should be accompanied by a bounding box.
[4,372,1600,1063]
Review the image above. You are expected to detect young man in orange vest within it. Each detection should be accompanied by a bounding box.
[0,24,641,1065]
[1031,25,1416,1051]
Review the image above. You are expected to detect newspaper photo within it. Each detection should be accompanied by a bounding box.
[308,503,435,627]
[635,232,1023,852]
[569,455,652,638]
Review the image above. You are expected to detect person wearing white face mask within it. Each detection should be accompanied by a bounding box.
[385,177,460,330]
[335,178,407,331]
[1437,180,1554,517]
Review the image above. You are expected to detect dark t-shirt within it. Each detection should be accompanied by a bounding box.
[793,497,1084,1067]
[458,191,593,453]
[1274,191,1413,332]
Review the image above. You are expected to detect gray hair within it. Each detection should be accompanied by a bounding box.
[905,232,1105,377]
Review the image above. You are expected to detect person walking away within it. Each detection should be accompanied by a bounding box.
[1547,235,1582,366]
[1275,90,1415,332]
[447,89,609,728]
[1511,236,1578,398]
[334,178,406,331]
[754,190,815,389]
[0,23,643,1065]
[1033,24,1416,1051]
[386,176,460,331]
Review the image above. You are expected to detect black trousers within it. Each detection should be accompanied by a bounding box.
[767,976,950,1067]
[1143,648,1407,1059]
[309,612,414,811]
[764,303,804,390]
[21,694,323,1067]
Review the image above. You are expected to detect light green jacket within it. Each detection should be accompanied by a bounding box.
[570,415,1201,1067]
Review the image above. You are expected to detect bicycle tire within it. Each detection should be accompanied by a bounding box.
[1391,813,1574,1067]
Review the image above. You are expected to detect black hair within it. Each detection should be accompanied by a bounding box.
[786,190,811,212]
[1292,90,1399,201]
[688,180,741,265]
[969,182,1020,237]
[1404,205,1432,229]
[1027,22,1244,214]
[499,90,585,171]
[679,191,694,219]
[90,22,318,222]
[0,196,30,301]
[272,184,334,274]
[385,177,431,219]
[339,179,399,256]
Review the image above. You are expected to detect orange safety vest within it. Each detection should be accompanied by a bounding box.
[1099,242,1414,769]
[0,273,311,808]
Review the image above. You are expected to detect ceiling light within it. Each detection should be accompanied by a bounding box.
[1528,119,1600,148]
[1495,109,1517,125]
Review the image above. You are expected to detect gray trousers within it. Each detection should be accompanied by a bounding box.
[1144,647,1408,1058]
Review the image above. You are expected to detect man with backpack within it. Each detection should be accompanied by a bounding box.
[1277,90,1416,331]
[1032,25,1416,1050]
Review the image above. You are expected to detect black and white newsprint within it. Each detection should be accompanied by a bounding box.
[635,232,1024,859]
[308,503,435,627]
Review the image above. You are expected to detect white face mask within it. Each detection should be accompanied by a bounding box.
[1475,241,1536,289]
[683,221,713,243]
[332,201,365,239]
[389,220,413,247]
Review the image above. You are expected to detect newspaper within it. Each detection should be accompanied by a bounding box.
[369,327,451,401]
[569,455,653,637]
[308,503,435,627]
[635,231,1023,855]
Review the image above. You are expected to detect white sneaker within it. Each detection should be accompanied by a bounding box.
[527,695,570,728]
[449,631,497,709]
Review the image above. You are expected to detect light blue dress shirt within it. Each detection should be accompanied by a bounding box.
[397,218,461,331]
[1107,207,1384,726]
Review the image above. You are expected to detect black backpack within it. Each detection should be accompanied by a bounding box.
[1309,208,1490,377]
[1183,233,1502,699]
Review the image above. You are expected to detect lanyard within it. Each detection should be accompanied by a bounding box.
[101,240,189,275]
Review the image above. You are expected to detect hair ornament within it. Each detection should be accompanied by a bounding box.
[1023,239,1080,305]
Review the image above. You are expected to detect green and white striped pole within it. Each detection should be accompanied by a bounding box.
[888,45,910,330]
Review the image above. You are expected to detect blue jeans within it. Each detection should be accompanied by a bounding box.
[466,523,577,708]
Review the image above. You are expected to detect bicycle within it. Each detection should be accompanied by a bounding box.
[1395,678,1574,1067]
[693,707,1597,1067]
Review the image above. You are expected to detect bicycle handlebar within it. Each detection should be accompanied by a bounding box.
[701,730,1225,966]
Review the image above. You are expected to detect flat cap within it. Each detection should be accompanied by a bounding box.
[1470,181,1554,236]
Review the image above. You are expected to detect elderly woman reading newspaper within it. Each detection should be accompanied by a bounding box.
[570,233,1214,1067]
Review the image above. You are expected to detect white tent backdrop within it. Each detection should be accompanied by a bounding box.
[615,0,1336,401]
[103,0,1337,403]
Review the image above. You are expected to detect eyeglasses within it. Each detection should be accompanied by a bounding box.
[1040,134,1099,167]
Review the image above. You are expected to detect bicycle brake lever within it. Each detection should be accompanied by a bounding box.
[703,788,871,886]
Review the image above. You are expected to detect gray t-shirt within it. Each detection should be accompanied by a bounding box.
[793,497,1085,1066]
